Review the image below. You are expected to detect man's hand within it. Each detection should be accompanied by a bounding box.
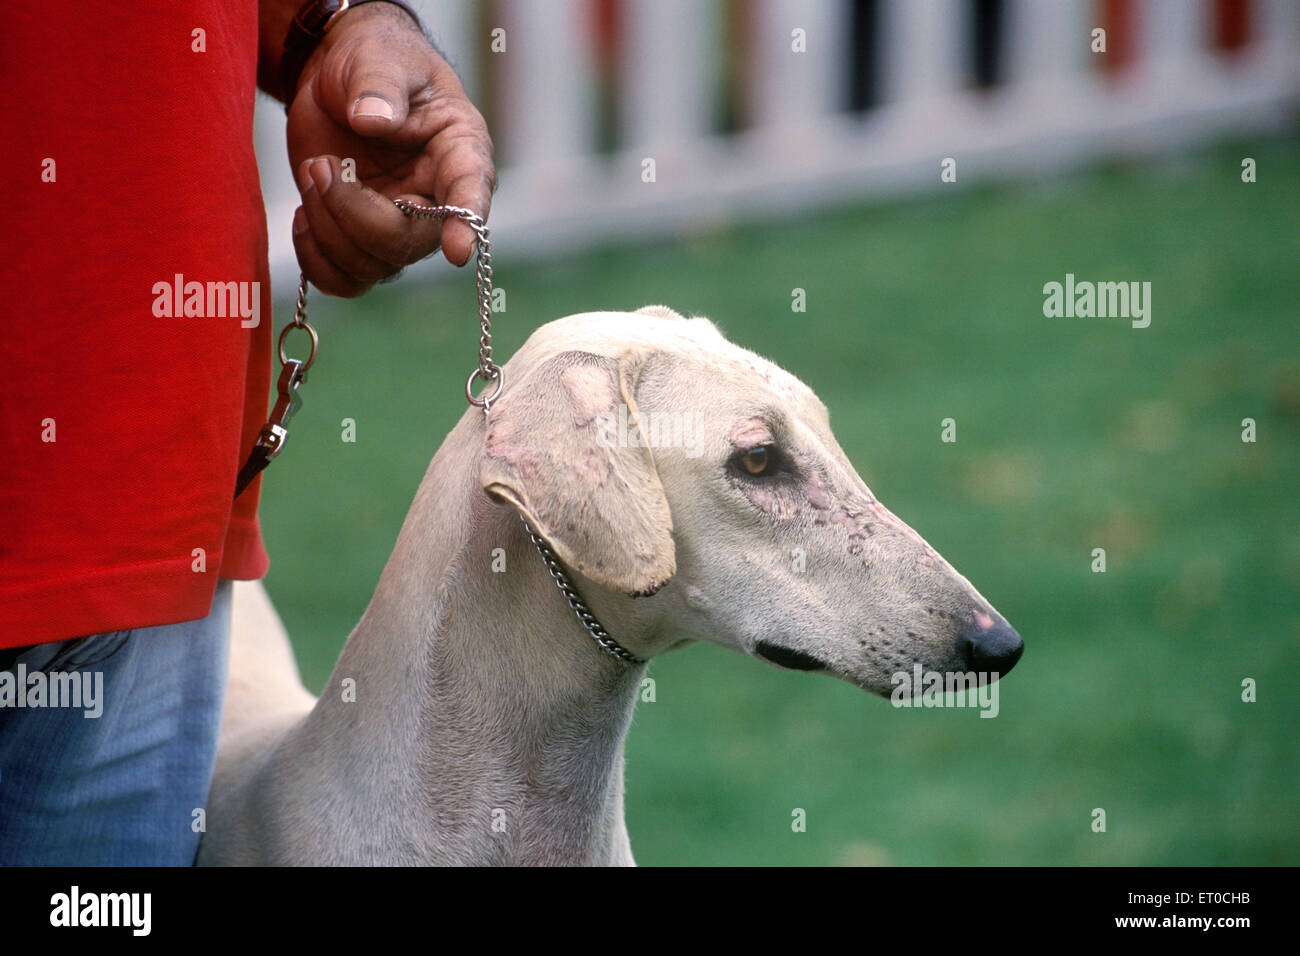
[285,3,495,296]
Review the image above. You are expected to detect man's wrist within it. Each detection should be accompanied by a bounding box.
[274,0,424,104]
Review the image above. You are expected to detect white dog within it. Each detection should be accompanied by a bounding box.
[198,306,1022,865]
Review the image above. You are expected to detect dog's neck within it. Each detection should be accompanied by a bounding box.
[298,419,647,865]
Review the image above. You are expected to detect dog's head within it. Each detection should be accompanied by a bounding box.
[479,306,1022,696]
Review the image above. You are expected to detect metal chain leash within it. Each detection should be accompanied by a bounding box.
[236,199,642,666]
[521,517,646,665]
[235,199,501,500]
[393,199,503,414]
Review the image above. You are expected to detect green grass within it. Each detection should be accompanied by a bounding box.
[259,137,1300,865]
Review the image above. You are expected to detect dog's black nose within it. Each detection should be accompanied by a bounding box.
[961,618,1024,676]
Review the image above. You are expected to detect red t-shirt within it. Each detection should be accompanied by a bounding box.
[0,2,272,649]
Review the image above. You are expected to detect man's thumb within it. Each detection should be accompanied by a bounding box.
[345,67,410,135]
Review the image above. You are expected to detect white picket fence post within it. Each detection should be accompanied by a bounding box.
[496,0,596,169]
[749,0,849,129]
[880,0,964,105]
[621,0,717,149]
[1005,0,1086,89]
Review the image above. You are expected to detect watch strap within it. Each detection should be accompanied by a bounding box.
[279,0,422,104]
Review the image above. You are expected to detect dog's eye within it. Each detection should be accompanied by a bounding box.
[733,444,784,478]
[739,446,771,475]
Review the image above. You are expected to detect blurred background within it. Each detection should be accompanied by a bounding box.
[253,0,1299,865]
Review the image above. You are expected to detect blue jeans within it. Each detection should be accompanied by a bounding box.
[0,580,231,865]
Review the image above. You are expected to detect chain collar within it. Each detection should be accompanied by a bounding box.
[396,207,639,664]
[521,518,645,665]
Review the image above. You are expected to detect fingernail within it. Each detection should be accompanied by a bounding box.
[309,157,333,194]
[353,95,395,121]
[296,159,316,194]
[292,207,308,236]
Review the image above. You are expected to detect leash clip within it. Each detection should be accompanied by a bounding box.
[256,359,307,462]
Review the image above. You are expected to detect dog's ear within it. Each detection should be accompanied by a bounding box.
[635,304,684,321]
[479,350,675,597]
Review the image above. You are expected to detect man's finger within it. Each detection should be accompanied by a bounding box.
[430,146,496,266]
[342,55,411,138]
[292,207,369,298]
[296,156,425,278]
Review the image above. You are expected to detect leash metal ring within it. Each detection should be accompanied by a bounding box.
[465,365,504,409]
[278,319,319,372]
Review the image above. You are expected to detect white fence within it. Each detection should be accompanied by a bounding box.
[256,0,1299,286]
